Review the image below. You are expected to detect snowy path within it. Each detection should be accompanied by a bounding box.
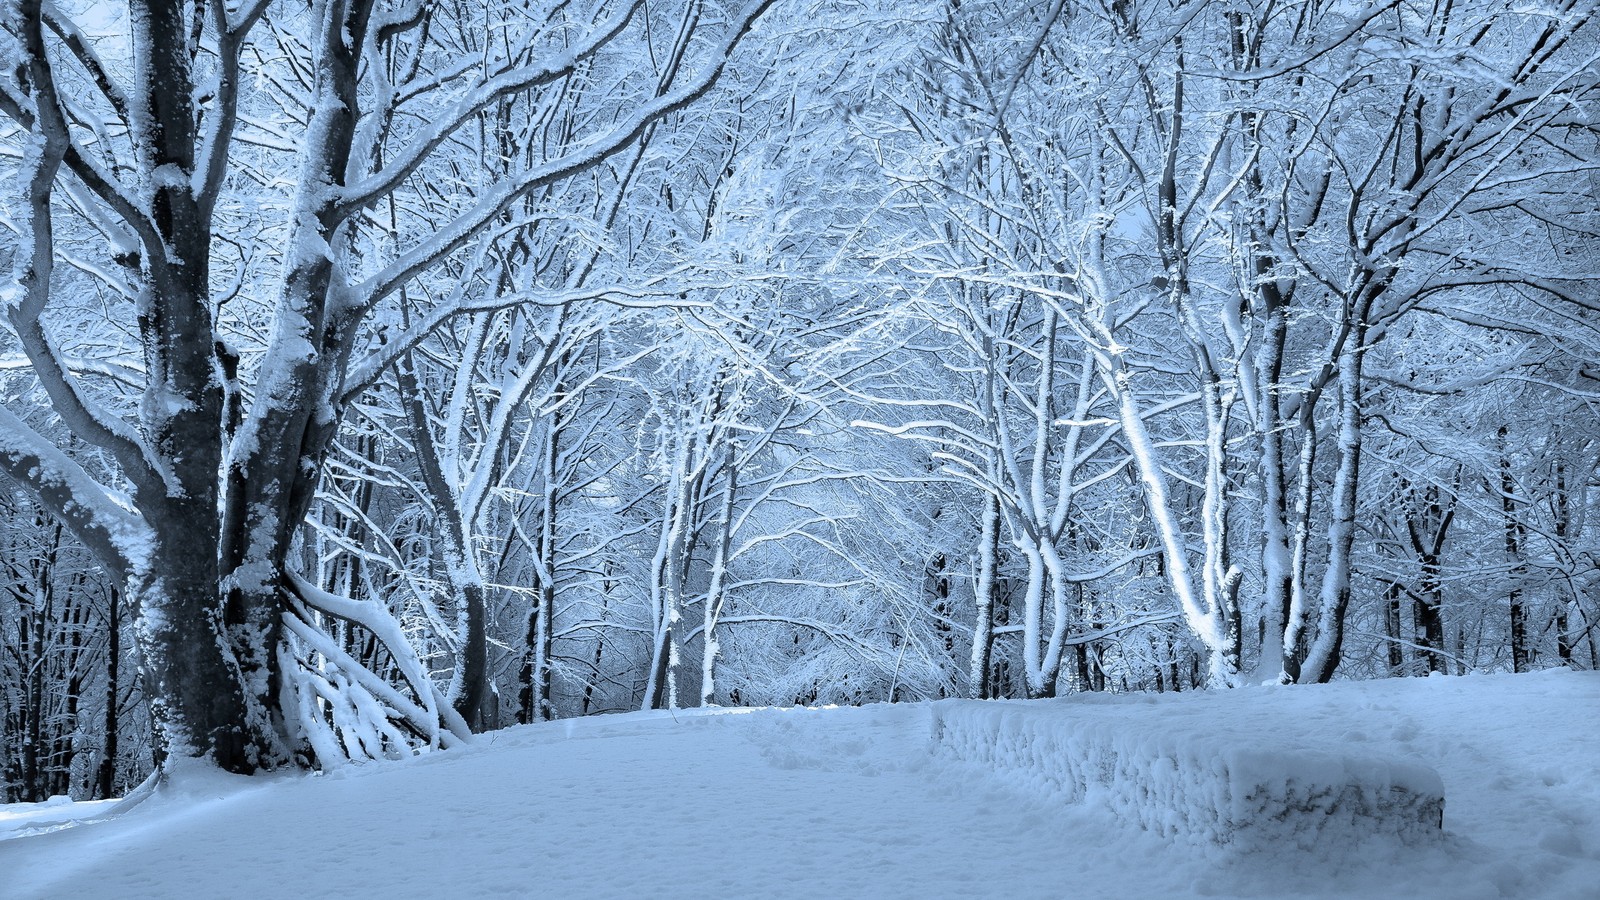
[3,672,1597,899]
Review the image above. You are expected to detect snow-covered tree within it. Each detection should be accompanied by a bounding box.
[0,0,776,772]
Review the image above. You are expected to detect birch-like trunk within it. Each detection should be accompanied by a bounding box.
[524,420,561,723]
[1254,303,1293,680]
[644,430,693,711]
[699,452,739,707]
[1299,332,1365,683]
[969,491,1000,698]
[1101,358,1233,686]
[1280,396,1321,682]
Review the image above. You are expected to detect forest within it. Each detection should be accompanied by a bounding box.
[1,0,1597,803]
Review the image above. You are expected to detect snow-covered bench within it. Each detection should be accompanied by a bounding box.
[929,696,1445,851]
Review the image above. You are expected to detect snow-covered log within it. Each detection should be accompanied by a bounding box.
[930,697,1444,850]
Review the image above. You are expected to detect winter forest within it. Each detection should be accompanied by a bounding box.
[1,0,1599,873]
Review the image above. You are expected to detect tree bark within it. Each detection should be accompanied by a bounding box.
[970,493,999,699]
[1499,426,1530,673]
[1300,333,1366,684]
[97,586,120,798]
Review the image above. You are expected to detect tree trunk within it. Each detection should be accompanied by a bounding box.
[970,492,999,698]
[530,419,562,722]
[134,540,256,769]
[1382,579,1405,675]
[1104,361,1230,684]
[1407,481,1453,676]
[645,426,696,711]
[1251,204,1294,684]
[1019,541,1050,698]
[1552,462,1575,666]
[1499,427,1530,673]
[701,451,739,707]
[1412,579,1447,675]
[454,577,493,730]
[1280,412,1319,683]
[97,586,120,799]
[22,582,42,801]
[399,351,494,732]
[1299,333,1365,684]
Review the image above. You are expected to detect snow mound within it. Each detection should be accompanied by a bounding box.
[930,696,1445,851]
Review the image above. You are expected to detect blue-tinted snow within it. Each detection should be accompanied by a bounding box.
[2,670,1595,898]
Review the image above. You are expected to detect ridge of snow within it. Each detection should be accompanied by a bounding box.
[930,695,1445,850]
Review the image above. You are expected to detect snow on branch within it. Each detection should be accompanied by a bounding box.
[333,0,644,220]
[285,571,471,759]
[0,403,149,582]
[352,0,780,308]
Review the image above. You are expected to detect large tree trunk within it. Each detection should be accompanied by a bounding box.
[128,0,283,773]
[133,542,255,769]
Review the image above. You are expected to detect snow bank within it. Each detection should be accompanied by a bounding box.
[929,697,1445,851]
[0,796,121,840]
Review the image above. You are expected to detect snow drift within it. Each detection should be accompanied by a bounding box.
[931,696,1445,850]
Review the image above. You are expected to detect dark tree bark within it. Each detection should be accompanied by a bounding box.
[1406,476,1457,676]
[1499,427,1530,673]
[1383,579,1406,675]
[97,586,121,799]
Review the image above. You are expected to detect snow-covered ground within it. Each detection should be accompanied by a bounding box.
[2,671,1595,899]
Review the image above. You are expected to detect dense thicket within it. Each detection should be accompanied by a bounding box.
[2,0,1596,798]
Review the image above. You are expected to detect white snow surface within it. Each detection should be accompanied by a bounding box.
[2,671,1596,899]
